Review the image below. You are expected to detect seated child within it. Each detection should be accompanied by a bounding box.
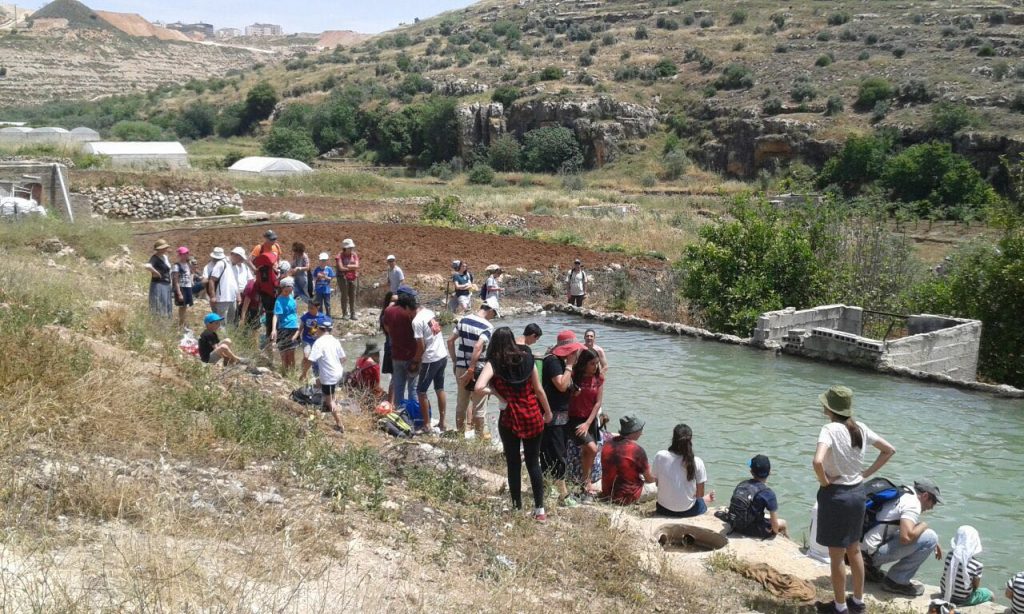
[721,454,787,538]
[940,526,993,607]
[198,313,243,365]
[1007,570,1024,614]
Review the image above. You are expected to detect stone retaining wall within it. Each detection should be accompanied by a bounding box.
[545,303,1024,398]
[83,186,244,219]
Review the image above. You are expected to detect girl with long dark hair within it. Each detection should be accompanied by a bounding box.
[379,291,396,403]
[475,327,553,521]
[812,386,895,614]
[652,424,715,517]
[568,348,604,496]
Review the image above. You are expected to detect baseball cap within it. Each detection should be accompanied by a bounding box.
[177,246,189,255]
[914,479,942,504]
[318,316,334,329]
[386,254,396,261]
[203,312,224,325]
[280,277,295,288]
[318,252,329,260]
[451,259,462,270]
[749,454,771,478]
[396,285,417,297]
[264,230,278,240]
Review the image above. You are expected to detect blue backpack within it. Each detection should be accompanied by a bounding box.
[862,477,912,535]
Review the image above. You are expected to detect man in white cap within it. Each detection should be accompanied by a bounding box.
[206,246,239,323]
[386,254,404,294]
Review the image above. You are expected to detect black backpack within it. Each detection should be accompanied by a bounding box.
[862,477,912,536]
[724,479,768,533]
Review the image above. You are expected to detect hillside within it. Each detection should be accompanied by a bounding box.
[146,0,1024,181]
[30,0,116,31]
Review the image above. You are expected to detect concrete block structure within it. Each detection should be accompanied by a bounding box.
[753,305,982,381]
[0,162,73,220]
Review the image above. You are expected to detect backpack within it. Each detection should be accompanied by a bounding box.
[862,477,912,536]
[290,386,323,407]
[378,411,414,438]
[479,282,488,300]
[724,479,768,533]
[252,253,279,296]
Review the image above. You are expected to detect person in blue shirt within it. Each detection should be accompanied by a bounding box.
[722,454,788,539]
[299,300,322,385]
[312,252,335,317]
[272,277,300,375]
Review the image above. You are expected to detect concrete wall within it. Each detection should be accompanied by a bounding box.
[789,328,885,370]
[0,163,72,219]
[883,316,982,382]
[753,304,863,345]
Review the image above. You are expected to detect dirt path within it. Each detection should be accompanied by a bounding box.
[147,220,662,278]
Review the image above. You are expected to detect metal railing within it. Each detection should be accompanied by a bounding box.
[861,309,910,344]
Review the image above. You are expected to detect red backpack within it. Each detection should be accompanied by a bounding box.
[252,253,279,296]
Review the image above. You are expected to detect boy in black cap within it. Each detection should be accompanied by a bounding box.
[721,454,788,539]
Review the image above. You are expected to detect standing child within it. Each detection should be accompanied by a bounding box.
[313,252,335,317]
[299,300,321,386]
[722,454,788,539]
[308,317,346,432]
[940,526,993,607]
[483,264,503,305]
[171,246,194,328]
[271,278,300,375]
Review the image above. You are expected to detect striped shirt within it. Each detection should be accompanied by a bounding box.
[1009,571,1024,614]
[940,552,983,604]
[453,314,493,369]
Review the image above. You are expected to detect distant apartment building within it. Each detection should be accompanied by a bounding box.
[216,27,241,39]
[166,22,215,38]
[245,23,283,37]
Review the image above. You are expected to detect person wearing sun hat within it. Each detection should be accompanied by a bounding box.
[483,264,503,306]
[144,238,174,318]
[335,238,360,321]
[600,413,657,505]
[812,385,897,614]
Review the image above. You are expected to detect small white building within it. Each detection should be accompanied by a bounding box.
[83,142,190,169]
[228,156,313,176]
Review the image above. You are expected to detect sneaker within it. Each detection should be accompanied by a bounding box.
[882,577,924,597]
[814,600,845,613]
[349,315,357,321]
[580,493,596,505]
[862,553,885,583]
[533,512,547,523]
[559,496,580,508]
[846,597,866,613]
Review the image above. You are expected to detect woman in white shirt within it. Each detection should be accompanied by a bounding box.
[812,386,895,614]
[652,424,715,517]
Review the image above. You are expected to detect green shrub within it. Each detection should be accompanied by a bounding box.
[815,54,833,67]
[653,58,678,78]
[491,85,521,108]
[714,64,755,90]
[763,97,784,115]
[855,77,894,110]
[222,150,245,168]
[634,25,649,40]
[770,14,786,29]
[487,134,522,172]
[173,102,216,139]
[858,51,870,61]
[827,12,851,26]
[871,100,891,122]
[790,77,818,102]
[660,149,689,180]
[468,162,496,184]
[865,33,879,45]
[421,196,461,223]
[656,17,679,30]
[881,142,998,215]
[825,95,844,116]
[978,45,996,57]
[539,66,564,81]
[896,79,934,104]
[816,31,832,41]
[110,120,163,141]
[244,81,279,126]
[993,61,1010,81]
[892,47,906,58]
[927,102,982,138]
[262,126,318,163]
[522,126,584,173]
[730,10,748,25]
[839,28,858,41]
[699,17,714,28]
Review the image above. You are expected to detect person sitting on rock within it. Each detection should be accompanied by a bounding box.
[720,454,788,539]
[940,525,993,608]
[862,478,944,597]
[197,313,243,366]
[600,413,657,505]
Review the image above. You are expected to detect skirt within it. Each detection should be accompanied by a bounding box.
[149,281,172,317]
[815,482,866,548]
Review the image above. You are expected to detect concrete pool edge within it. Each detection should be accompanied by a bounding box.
[544,303,1024,399]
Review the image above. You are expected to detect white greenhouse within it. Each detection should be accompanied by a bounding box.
[228,156,313,176]
[83,142,190,169]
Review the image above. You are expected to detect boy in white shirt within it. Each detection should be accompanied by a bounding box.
[307,317,347,432]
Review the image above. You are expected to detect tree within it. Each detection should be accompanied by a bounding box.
[487,134,522,171]
[522,126,584,173]
[491,85,521,109]
[262,126,317,163]
[173,102,216,139]
[110,120,163,141]
[410,96,459,165]
[677,197,835,335]
[816,133,892,195]
[880,142,998,217]
[244,81,279,128]
[215,102,247,138]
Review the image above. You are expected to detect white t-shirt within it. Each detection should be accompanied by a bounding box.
[652,451,707,513]
[210,260,238,303]
[308,334,346,385]
[816,421,879,486]
[485,275,500,301]
[566,269,587,296]
[412,308,447,364]
[234,262,254,289]
[388,266,404,293]
[862,489,922,551]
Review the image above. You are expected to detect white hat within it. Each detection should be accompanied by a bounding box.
[483,295,500,316]
[280,277,295,288]
[230,246,247,258]
[279,261,292,273]
[210,247,226,260]
[485,264,501,273]
[342,238,355,249]
[319,252,329,260]
[386,254,396,261]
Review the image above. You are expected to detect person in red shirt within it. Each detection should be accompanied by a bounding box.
[381,290,418,407]
[349,342,383,398]
[568,349,604,497]
[601,413,657,505]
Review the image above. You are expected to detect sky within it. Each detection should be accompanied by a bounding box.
[20,0,477,33]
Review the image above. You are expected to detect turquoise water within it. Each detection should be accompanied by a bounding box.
[343,313,1024,583]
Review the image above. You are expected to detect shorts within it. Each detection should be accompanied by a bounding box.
[321,383,337,397]
[815,483,866,548]
[277,328,300,352]
[736,519,774,539]
[417,357,447,393]
[174,286,194,307]
[567,416,599,445]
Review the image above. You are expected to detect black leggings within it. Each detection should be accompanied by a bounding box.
[568,295,584,307]
[499,422,545,510]
[260,293,276,339]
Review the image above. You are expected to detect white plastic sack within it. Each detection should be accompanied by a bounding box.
[0,197,45,219]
